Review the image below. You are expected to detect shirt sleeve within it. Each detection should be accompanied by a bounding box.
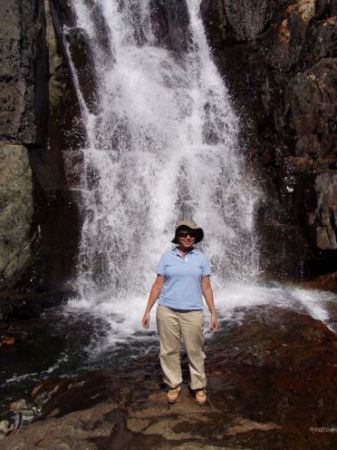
[156,253,166,276]
[202,255,212,276]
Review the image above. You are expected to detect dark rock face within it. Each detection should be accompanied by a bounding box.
[87,1,113,64]
[287,59,337,141]
[0,0,48,144]
[0,0,22,141]
[310,171,337,250]
[65,27,99,114]
[0,0,82,307]
[0,0,48,293]
[223,0,273,41]
[201,0,337,284]
[48,0,87,152]
[150,0,192,52]
[43,0,91,292]
[0,145,33,286]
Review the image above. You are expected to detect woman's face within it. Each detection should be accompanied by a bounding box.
[177,230,196,249]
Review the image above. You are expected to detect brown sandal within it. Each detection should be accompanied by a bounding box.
[195,389,207,405]
[167,386,181,403]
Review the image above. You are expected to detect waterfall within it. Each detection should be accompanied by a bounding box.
[62,0,260,341]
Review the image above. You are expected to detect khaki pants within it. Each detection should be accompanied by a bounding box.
[156,304,206,390]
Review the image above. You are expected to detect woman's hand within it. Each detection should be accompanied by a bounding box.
[142,312,150,329]
[201,276,218,333]
[210,313,218,333]
[142,275,165,330]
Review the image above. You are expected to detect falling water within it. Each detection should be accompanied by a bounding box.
[60,0,336,347]
[66,0,258,294]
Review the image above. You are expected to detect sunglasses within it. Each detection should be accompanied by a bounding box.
[177,231,196,238]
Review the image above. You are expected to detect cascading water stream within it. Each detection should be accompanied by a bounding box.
[69,0,258,288]
[61,0,337,348]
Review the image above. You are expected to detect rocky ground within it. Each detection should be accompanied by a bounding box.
[2,305,337,449]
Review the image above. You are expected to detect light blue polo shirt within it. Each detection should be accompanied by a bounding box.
[156,247,212,310]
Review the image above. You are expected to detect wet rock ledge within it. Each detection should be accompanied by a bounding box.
[2,306,337,449]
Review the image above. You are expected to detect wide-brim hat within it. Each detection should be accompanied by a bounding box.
[171,220,204,244]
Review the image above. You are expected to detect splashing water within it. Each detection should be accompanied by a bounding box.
[61,0,337,349]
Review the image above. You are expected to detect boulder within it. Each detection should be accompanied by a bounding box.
[304,270,337,292]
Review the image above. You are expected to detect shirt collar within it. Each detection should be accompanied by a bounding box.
[173,247,199,256]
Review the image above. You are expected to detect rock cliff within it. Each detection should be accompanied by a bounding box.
[0,0,82,307]
[0,0,47,292]
[201,0,337,284]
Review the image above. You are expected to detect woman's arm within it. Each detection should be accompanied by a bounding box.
[142,275,165,328]
[201,276,218,333]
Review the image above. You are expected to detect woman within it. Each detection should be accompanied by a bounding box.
[142,220,218,405]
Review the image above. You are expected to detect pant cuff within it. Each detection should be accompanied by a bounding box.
[190,385,207,391]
